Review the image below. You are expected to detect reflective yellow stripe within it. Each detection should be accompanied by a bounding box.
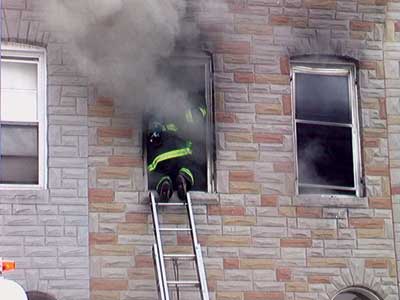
[179,167,194,184]
[199,107,207,118]
[165,123,178,132]
[185,110,193,123]
[156,176,171,191]
[148,147,192,172]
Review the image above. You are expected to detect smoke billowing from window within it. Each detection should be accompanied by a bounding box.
[46,0,201,113]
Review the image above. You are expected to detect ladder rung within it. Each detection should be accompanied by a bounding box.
[160,227,191,232]
[163,254,195,260]
[167,280,200,287]
[157,202,187,206]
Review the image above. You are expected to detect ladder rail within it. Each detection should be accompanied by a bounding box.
[153,245,166,300]
[150,191,209,300]
[186,193,210,300]
[150,192,170,300]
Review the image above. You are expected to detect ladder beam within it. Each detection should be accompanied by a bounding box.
[186,193,199,246]
[195,244,210,300]
[150,192,170,300]
[186,193,210,300]
[153,245,167,300]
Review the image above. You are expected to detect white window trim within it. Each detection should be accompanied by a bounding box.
[0,42,47,190]
[291,62,363,197]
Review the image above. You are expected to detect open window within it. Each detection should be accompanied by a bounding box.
[145,53,215,193]
[292,59,362,196]
[0,43,47,188]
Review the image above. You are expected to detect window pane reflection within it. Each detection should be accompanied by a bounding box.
[295,73,350,123]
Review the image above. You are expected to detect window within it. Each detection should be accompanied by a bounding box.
[292,61,362,196]
[332,288,382,300]
[27,291,57,300]
[0,43,47,188]
[145,54,215,193]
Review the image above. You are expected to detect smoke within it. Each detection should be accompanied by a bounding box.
[298,139,329,186]
[46,0,199,113]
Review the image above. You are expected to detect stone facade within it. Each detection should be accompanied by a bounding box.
[3,0,400,300]
[1,1,90,300]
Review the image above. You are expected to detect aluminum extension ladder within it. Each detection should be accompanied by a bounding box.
[150,192,209,300]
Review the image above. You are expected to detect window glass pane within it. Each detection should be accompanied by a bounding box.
[0,157,38,184]
[295,73,351,123]
[2,61,37,89]
[1,90,37,122]
[297,123,354,188]
[0,124,38,184]
[1,61,38,122]
[1,125,38,156]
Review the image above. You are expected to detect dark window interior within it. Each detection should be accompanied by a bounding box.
[147,63,209,192]
[0,124,38,184]
[334,292,374,300]
[297,123,354,187]
[295,70,356,195]
[296,73,351,123]
[27,291,57,300]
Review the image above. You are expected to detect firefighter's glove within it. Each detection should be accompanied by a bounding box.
[149,131,162,147]
[148,122,163,147]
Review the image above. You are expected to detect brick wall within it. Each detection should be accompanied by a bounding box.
[1,1,90,300]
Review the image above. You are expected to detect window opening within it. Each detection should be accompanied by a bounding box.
[332,288,382,300]
[26,291,57,300]
[0,44,47,188]
[145,55,214,193]
[292,63,362,196]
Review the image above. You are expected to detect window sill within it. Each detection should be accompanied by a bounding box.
[293,194,368,208]
[0,188,49,203]
[189,191,219,205]
[144,191,219,205]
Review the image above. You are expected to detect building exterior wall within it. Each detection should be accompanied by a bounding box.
[386,0,400,294]
[2,0,400,300]
[1,1,90,300]
[90,0,400,300]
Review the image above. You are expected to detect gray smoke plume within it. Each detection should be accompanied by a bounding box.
[46,0,198,113]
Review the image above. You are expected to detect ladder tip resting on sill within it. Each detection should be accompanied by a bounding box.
[144,191,219,205]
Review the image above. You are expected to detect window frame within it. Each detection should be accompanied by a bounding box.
[332,287,382,300]
[143,53,215,193]
[291,61,363,197]
[0,43,47,189]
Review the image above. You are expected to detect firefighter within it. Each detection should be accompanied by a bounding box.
[146,97,206,202]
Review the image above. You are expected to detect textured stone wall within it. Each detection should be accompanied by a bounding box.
[88,1,400,300]
[1,1,400,300]
[0,1,90,300]
[385,0,400,294]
